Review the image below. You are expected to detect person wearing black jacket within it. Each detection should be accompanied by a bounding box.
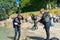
[38,8,51,40]
[13,14,24,40]
[31,14,38,30]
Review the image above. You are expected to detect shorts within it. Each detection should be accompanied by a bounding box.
[14,28,20,32]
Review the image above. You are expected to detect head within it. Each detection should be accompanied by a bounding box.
[17,14,22,19]
[40,8,45,14]
[32,14,34,16]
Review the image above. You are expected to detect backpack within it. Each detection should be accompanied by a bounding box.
[43,12,51,23]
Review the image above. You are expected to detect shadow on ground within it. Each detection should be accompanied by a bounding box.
[7,36,59,40]
[7,36,14,40]
[27,36,59,40]
[27,36,44,40]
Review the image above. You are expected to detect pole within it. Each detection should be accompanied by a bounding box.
[16,0,20,14]
[18,3,20,14]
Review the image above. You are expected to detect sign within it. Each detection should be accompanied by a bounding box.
[16,0,20,7]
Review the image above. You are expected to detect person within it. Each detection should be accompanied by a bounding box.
[13,14,24,40]
[31,14,38,30]
[38,8,51,40]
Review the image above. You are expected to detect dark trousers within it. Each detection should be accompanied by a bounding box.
[44,23,50,40]
[14,27,20,40]
[33,20,38,29]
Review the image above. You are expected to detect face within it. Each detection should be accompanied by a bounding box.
[40,11,42,14]
[40,11,44,14]
[18,15,21,19]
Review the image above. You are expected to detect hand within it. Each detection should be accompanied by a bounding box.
[14,22,18,25]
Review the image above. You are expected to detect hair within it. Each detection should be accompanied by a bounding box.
[40,8,44,12]
[17,14,21,17]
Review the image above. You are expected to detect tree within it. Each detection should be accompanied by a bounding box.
[21,0,58,12]
[0,0,59,20]
[0,0,16,20]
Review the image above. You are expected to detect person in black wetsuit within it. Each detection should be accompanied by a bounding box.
[31,14,38,30]
[38,8,51,40]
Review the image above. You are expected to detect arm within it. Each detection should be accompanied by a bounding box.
[21,16,24,23]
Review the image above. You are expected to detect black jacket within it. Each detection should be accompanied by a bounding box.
[13,17,24,28]
[31,15,37,21]
[39,12,51,25]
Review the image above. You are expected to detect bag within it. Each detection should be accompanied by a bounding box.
[50,23,55,27]
[50,17,55,27]
[50,20,55,27]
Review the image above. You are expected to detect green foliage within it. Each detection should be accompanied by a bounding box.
[21,0,59,12]
[0,0,16,20]
[0,0,60,20]
[21,0,30,8]
[21,0,47,12]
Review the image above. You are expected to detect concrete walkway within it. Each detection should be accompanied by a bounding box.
[21,22,60,40]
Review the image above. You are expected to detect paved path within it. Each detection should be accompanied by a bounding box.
[0,22,60,40]
[20,22,60,40]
